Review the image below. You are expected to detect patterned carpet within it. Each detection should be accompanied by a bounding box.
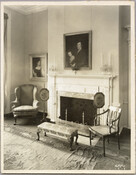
[3,117,130,171]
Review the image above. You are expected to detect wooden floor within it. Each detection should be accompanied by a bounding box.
[3,114,131,170]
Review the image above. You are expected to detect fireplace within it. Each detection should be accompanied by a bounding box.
[48,73,116,124]
[60,96,97,125]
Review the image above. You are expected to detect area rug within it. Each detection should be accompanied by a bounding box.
[3,121,130,170]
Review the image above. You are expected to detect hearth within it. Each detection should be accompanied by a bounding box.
[60,96,97,125]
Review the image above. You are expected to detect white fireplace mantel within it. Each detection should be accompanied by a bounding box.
[47,73,117,123]
[48,73,117,79]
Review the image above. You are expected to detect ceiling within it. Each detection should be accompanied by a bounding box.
[6,5,48,15]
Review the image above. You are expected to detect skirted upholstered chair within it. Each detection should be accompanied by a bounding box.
[89,106,122,156]
[11,84,39,125]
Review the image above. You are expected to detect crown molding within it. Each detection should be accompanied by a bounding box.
[6,5,48,15]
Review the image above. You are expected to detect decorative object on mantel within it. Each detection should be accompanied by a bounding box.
[64,31,92,70]
[49,65,56,72]
[39,88,49,122]
[100,53,112,74]
[100,64,112,74]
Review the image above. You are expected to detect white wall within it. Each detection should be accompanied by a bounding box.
[4,8,48,113]
[48,6,120,106]
[4,8,26,113]
[24,10,48,112]
[10,10,25,91]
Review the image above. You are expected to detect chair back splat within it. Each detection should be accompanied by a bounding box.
[107,106,121,133]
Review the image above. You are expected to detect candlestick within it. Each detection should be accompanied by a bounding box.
[65,108,67,121]
[82,111,84,124]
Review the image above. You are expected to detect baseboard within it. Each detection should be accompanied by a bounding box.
[4,112,13,118]
[4,112,48,119]
[37,111,47,116]
[119,127,123,135]
[120,127,131,136]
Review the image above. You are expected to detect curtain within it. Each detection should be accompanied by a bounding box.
[4,13,8,113]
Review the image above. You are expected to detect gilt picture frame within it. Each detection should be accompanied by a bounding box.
[30,53,48,81]
[64,31,92,70]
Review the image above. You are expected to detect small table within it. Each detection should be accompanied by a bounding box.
[37,122,78,151]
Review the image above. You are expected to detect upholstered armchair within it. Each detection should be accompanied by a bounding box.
[11,84,39,125]
[89,106,121,156]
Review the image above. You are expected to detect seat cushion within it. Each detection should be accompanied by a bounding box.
[89,125,116,136]
[13,105,37,112]
[38,122,78,137]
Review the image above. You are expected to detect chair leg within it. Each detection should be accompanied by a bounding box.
[69,135,74,151]
[14,117,17,125]
[44,131,47,136]
[37,131,40,141]
[118,133,120,150]
[103,137,105,157]
[89,130,92,146]
[75,133,78,145]
[107,137,109,143]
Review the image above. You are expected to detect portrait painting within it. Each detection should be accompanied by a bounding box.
[30,54,47,81]
[64,31,92,70]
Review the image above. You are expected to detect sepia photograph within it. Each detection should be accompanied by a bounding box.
[0,1,135,174]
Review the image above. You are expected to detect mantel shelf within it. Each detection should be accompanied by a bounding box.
[48,73,117,79]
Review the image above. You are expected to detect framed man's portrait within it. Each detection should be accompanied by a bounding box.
[64,31,92,70]
[30,53,48,81]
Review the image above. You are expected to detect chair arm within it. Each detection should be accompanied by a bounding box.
[11,100,20,110]
[94,109,109,124]
[33,100,40,108]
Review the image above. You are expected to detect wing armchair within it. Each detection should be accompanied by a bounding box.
[89,106,121,156]
[11,84,39,125]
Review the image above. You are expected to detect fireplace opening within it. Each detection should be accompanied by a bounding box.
[60,96,97,125]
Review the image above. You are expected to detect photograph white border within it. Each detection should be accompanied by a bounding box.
[0,0,135,174]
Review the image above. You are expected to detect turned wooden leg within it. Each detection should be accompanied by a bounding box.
[118,133,120,150]
[37,131,40,141]
[103,137,105,157]
[70,135,74,151]
[107,137,109,143]
[75,134,78,145]
[14,117,17,125]
[44,131,47,136]
[89,130,92,146]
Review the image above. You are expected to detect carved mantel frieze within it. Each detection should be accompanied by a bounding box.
[48,73,117,79]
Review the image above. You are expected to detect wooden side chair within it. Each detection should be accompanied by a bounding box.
[89,106,122,156]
